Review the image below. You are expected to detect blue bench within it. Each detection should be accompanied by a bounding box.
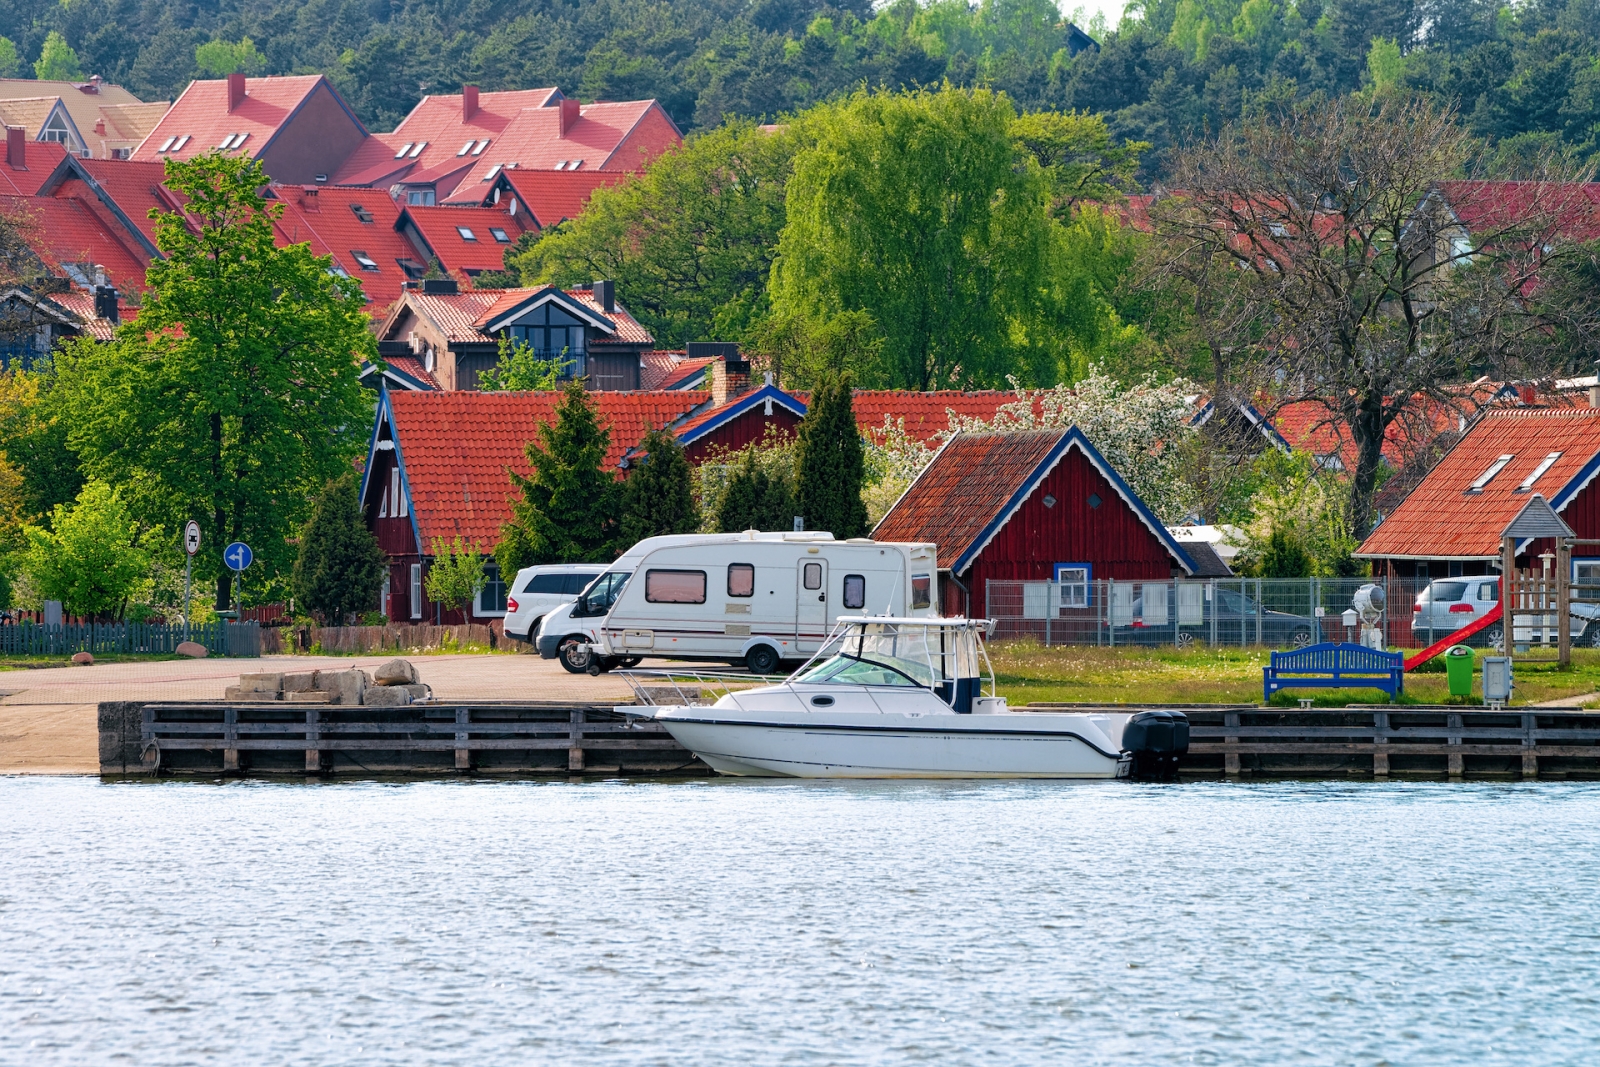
[1263,642,1404,703]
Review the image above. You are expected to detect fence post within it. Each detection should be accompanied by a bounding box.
[1255,579,1263,647]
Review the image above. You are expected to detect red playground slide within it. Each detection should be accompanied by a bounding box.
[1403,603,1503,672]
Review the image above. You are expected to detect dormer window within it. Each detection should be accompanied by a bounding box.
[350,204,374,223]
[395,142,414,159]
[351,250,380,272]
[408,141,427,158]
[1467,454,1515,493]
[456,227,478,241]
[1515,452,1563,493]
[489,227,510,243]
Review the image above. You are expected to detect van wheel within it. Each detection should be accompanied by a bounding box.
[1485,625,1504,653]
[745,645,781,675]
[558,637,592,674]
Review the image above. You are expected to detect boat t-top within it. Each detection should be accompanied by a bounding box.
[618,616,1187,779]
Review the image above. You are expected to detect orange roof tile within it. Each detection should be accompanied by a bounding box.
[48,290,138,340]
[133,76,355,167]
[1356,408,1600,560]
[450,100,680,188]
[641,352,715,391]
[268,184,417,309]
[383,388,708,545]
[0,140,69,196]
[849,390,1020,444]
[46,156,172,254]
[0,193,149,292]
[453,168,632,226]
[398,204,529,274]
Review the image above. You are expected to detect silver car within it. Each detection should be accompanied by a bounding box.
[502,565,606,643]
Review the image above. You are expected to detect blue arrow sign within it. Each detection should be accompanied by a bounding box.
[224,541,253,571]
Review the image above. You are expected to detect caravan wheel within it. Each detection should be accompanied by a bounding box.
[745,645,782,675]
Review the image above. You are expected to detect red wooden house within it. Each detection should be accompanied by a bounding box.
[871,428,1197,616]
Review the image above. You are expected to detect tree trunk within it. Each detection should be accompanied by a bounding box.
[1346,400,1388,542]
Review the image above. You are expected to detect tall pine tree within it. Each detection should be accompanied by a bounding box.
[795,373,867,539]
[619,428,698,546]
[292,473,389,624]
[715,448,796,532]
[495,380,621,574]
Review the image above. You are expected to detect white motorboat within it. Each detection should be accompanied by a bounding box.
[617,617,1188,779]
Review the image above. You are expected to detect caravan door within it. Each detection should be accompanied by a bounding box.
[796,558,829,652]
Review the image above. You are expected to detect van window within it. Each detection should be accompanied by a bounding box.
[523,573,566,594]
[572,571,631,617]
[803,562,822,590]
[645,569,707,604]
[911,573,931,610]
[728,564,754,597]
[843,574,866,609]
[565,571,603,595]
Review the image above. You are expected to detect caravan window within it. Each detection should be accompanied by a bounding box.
[727,564,754,597]
[911,574,931,610]
[843,574,866,610]
[646,570,707,604]
[803,562,823,590]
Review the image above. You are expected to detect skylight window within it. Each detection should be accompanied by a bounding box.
[472,139,490,155]
[489,227,510,243]
[1467,454,1515,493]
[351,250,380,272]
[1516,452,1563,492]
[569,159,583,169]
[158,136,175,152]
[395,142,414,159]
[172,135,190,150]
[233,132,250,149]
[555,160,568,170]
[456,227,478,241]
[218,133,238,149]
[350,203,374,223]
[482,164,502,181]
[458,140,476,156]
[408,141,427,158]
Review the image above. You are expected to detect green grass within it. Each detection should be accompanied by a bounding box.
[988,640,1600,707]
[0,653,188,670]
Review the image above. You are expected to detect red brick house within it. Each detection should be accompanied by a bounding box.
[362,386,708,623]
[1356,406,1600,581]
[872,428,1197,617]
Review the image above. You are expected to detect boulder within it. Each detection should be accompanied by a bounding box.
[175,641,208,658]
[237,672,283,696]
[312,669,366,705]
[280,672,317,693]
[362,685,412,707]
[372,658,419,686]
[399,683,431,701]
[71,651,94,666]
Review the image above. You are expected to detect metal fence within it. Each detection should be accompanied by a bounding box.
[986,577,1507,651]
[0,621,261,657]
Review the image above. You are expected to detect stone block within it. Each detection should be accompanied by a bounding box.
[362,685,412,707]
[175,641,208,658]
[399,683,431,701]
[224,686,244,701]
[312,669,366,705]
[237,672,283,695]
[71,651,94,665]
[285,691,331,703]
[372,658,419,686]
[280,672,317,693]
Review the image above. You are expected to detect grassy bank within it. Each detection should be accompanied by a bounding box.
[987,640,1600,707]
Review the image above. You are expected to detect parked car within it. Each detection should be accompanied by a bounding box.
[1107,586,1318,648]
[1412,576,1600,649]
[502,564,608,643]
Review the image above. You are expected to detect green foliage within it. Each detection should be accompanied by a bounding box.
[33,31,82,80]
[1255,527,1314,578]
[512,121,797,348]
[794,373,867,539]
[494,380,621,576]
[714,447,797,533]
[194,37,264,77]
[1011,110,1147,217]
[20,481,152,619]
[1232,449,1360,578]
[0,362,83,525]
[425,536,485,614]
[475,337,568,392]
[756,309,885,389]
[0,36,21,79]
[620,428,698,546]
[291,473,388,625]
[51,152,376,612]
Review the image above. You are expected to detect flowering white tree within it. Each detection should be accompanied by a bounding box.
[862,415,938,526]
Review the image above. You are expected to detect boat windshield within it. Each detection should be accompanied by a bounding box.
[793,622,976,689]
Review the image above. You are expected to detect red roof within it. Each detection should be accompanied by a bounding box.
[0,193,149,292]
[330,88,561,192]
[1437,181,1600,242]
[450,101,680,189]
[48,290,138,340]
[453,168,632,225]
[380,285,654,348]
[850,390,1020,444]
[381,355,439,390]
[132,76,353,165]
[398,204,529,274]
[53,157,173,252]
[0,140,70,196]
[384,388,709,544]
[268,184,417,309]
[1356,407,1600,560]
[641,352,715,391]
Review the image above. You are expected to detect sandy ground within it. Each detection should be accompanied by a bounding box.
[0,652,638,775]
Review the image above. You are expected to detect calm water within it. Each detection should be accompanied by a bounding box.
[1,778,1598,1066]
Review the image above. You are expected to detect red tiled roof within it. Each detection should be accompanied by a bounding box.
[48,290,138,340]
[330,88,560,192]
[0,140,70,196]
[379,285,652,348]
[133,76,348,165]
[450,100,680,188]
[386,388,708,545]
[0,193,149,291]
[453,168,632,226]
[1437,181,1600,242]
[58,157,173,252]
[641,352,715,391]
[1356,408,1600,560]
[382,355,439,390]
[268,184,417,309]
[399,204,529,274]
[850,390,1020,444]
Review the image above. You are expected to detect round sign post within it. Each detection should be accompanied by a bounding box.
[224,541,252,620]
[183,522,201,642]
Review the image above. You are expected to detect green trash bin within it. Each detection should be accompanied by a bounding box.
[1445,644,1475,698]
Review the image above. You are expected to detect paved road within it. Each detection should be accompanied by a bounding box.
[0,653,639,775]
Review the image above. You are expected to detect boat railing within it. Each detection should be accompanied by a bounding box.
[616,668,788,710]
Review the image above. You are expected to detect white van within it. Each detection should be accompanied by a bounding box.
[535,532,939,674]
[503,564,609,642]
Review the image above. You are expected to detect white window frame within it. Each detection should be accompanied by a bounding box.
[409,564,422,620]
[1468,454,1515,493]
[1515,452,1563,493]
[1054,563,1091,609]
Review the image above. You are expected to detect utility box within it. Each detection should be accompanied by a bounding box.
[1482,656,1513,705]
[1445,645,1475,698]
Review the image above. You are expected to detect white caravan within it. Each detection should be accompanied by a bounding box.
[534,532,939,674]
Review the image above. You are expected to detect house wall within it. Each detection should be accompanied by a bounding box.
[960,447,1177,616]
[605,105,682,171]
[588,349,641,391]
[258,83,368,184]
[683,406,802,463]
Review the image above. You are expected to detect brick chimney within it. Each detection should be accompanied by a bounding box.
[463,85,479,121]
[559,97,580,137]
[710,355,751,407]
[228,72,246,112]
[5,126,23,169]
[1519,384,1537,405]
[300,185,319,210]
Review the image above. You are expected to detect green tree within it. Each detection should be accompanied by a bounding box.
[475,337,569,391]
[1256,527,1314,579]
[0,37,21,79]
[292,473,388,624]
[620,428,698,546]
[770,86,1060,389]
[425,536,485,616]
[194,37,266,77]
[0,363,83,523]
[714,446,797,532]
[494,380,622,575]
[794,374,867,538]
[512,120,797,347]
[33,31,84,81]
[20,481,152,619]
[1011,110,1147,217]
[52,153,376,611]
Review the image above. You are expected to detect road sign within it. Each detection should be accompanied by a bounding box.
[184,521,201,556]
[224,541,253,571]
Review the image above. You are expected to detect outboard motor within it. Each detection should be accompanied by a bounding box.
[1122,710,1190,781]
